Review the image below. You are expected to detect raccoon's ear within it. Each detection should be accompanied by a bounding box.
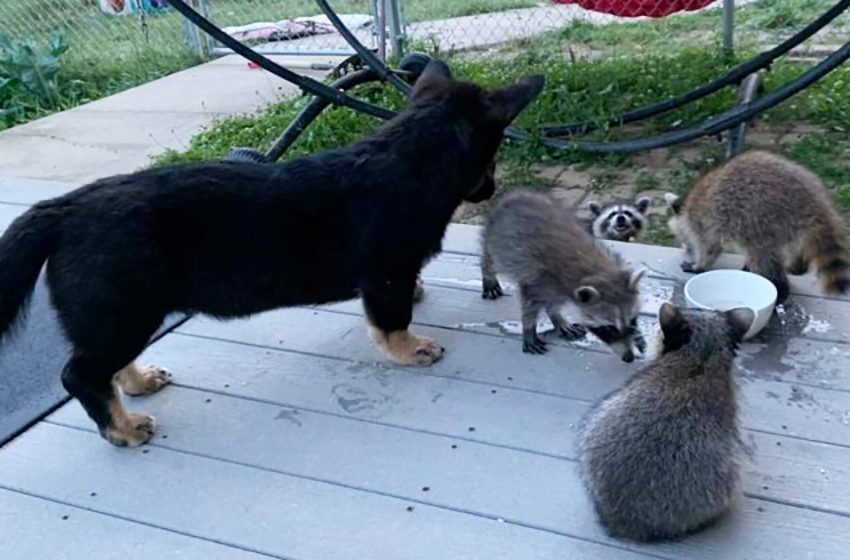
[485,75,545,127]
[663,193,682,215]
[635,196,652,214]
[659,303,690,353]
[410,60,453,100]
[725,307,755,341]
[575,285,601,305]
[588,201,602,216]
[659,303,684,332]
[628,269,645,290]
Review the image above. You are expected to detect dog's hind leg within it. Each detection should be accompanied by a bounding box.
[62,353,158,447]
[56,301,167,447]
[362,273,444,366]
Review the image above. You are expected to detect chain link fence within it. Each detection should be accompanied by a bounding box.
[0,1,740,68]
[1,1,846,99]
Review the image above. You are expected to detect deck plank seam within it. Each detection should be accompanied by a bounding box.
[37,420,678,560]
[43,419,850,542]
[0,484,295,560]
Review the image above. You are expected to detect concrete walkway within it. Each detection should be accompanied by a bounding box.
[0,54,341,185]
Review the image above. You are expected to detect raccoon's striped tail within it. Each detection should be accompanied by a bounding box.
[811,225,850,295]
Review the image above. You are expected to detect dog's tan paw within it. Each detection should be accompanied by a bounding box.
[116,364,172,396]
[371,328,445,366]
[409,335,444,366]
[102,414,157,448]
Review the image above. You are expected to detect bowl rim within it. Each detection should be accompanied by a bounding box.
[683,269,778,312]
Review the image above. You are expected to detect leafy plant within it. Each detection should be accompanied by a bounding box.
[0,31,70,127]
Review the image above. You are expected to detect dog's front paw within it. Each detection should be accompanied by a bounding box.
[372,329,445,366]
[411,335,445,366]
[102,413,156,448]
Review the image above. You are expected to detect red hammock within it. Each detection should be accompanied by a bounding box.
[552,0,716,18]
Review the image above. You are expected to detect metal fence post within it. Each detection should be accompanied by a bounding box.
[722,0,735,58]
[386,0,406,59]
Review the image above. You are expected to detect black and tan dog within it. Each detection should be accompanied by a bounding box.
[0,61,544,447]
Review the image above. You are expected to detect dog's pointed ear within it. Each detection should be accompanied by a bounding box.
[635,196,652,214]
[588,201,602,216]
[410,60,453,100]
[664,193,682,215]
[485,75,545,127]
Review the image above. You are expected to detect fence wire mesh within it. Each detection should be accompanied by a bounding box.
[4,1,846,69]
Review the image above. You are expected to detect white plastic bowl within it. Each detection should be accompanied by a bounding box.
[684,269,777,340]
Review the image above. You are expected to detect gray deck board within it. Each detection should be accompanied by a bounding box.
[0,424,657,560]
[0,488,274,559]
[46,356,850,518]
[176,307,850,450]
[3,224,850,558]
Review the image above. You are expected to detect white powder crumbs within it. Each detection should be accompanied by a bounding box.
[802,318,831,335]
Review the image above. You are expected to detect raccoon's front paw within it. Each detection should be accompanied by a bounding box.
[557,322,587,341]
[680,261,704,274]
[522,330,547,354]
[482,278,504,300]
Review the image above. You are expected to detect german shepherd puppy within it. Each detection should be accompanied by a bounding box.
[0,60,544,447]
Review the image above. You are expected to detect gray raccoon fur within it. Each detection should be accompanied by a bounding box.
[578,303,753,542]
[586,196,652,242]
[481,189,645,361]
[665,150,849,302]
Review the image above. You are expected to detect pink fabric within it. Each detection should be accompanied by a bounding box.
[551,0,716,18]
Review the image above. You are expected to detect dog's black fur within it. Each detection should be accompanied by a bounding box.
[0,60,544,446]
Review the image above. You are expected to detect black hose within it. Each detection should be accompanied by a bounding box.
[315,0,412,95]
[166,0,395,120]
[514,39,850,153]
[265,68,382,161]
[539,0,850,137]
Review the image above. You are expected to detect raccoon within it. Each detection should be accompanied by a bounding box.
[481,189,645,361]
[578,303,753,542]
[586,196,652,242]
[665,150,849,302]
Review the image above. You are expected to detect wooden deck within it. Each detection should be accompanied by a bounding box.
[2,185,850,559]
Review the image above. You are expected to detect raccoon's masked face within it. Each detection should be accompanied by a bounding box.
[588,197,651,242]
[574,269,646,362]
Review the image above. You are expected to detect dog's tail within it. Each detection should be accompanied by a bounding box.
[0,203,61,341]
